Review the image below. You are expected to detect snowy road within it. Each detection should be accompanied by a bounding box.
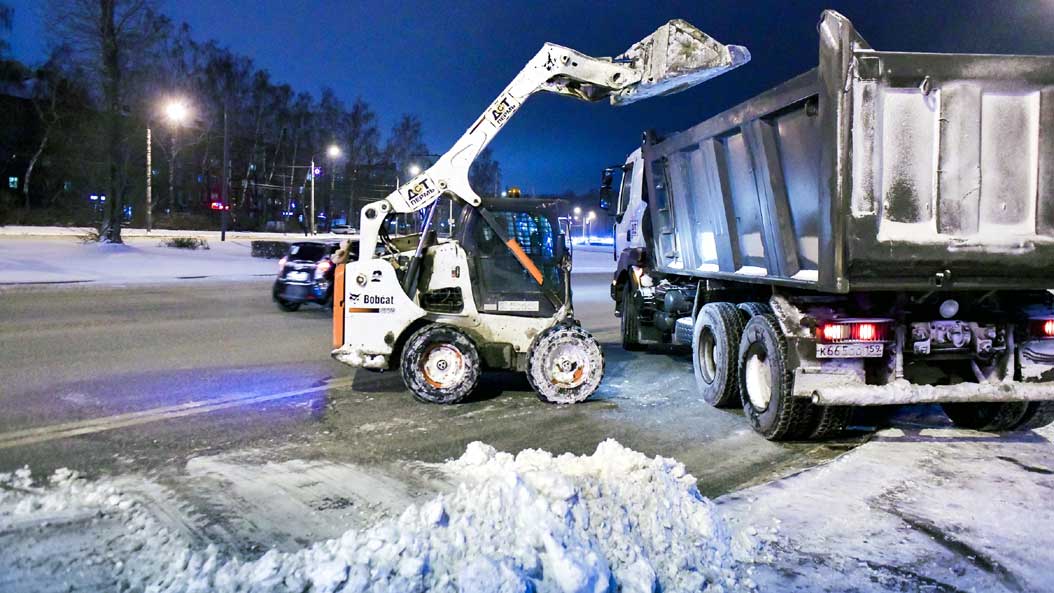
[2,263,1052,591]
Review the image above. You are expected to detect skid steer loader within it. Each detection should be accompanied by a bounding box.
[330,20,749,404]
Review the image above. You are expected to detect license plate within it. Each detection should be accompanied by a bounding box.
[287,271,309,282]
[816,342,884,358]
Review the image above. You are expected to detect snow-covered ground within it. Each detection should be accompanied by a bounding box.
[0,233,614,286]
[3,426,1053,593]
[0,238,279,285]
[1,440,755,593]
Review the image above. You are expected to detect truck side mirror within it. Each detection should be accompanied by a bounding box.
[599,168,617,212]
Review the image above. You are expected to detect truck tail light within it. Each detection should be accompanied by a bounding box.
[1029,318,1054,339]
[818,320,891,343]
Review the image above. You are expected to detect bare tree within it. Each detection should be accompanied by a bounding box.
[384,114,429,179]
[469,147,502,198]
[47,0,164,242]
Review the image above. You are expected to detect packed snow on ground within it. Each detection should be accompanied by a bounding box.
[719,418,1054,593]
[0,440,757,593]
[0,238,278,285]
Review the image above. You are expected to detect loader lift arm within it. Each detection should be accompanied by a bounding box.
[345,20,749,303]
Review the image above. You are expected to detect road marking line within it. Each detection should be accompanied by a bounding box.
[0,377,356,449]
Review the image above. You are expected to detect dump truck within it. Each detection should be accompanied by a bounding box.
[606,10,1054,440]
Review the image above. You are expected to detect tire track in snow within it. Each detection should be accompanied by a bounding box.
[0,377,356,449]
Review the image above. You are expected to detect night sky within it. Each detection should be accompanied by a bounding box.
[8,1,1054,194]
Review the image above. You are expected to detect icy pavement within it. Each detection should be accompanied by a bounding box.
[720,421,1054,592]
[0,440,755,593]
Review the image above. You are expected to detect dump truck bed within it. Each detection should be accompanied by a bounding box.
[643,11,1054,293]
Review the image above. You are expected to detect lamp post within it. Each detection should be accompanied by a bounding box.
[162,99,189,216]
[586,210,596,243]
[146,98,191,231]
[327,144,341,231]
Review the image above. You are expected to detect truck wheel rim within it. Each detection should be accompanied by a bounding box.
[698,328,717,383]
[421,344,465,389]
[546,342,589,388]
[745,350,772,411]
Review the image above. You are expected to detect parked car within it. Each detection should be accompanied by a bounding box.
[273,241,357,311]
[330,224,354,235]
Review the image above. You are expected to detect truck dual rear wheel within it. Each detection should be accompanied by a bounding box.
[401,325,481,404]
[528,325,605,404]
[941,401,1032,431]
[693,303,744,408]
[738,314,815,441]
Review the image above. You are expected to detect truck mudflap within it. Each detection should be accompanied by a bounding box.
[810,379,1054,406]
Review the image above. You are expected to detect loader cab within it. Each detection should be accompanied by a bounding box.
[456,198,569,318]
[611,148,647,258]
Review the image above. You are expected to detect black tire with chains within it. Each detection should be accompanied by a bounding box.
[527,324,605,404]
[400,325,481,404]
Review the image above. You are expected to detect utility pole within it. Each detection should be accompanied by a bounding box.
[145,127,152,232]
[310,159,316,235]
[221,105,230,241]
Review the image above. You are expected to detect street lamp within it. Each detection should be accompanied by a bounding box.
[584,210,596,242]
[325,145,342,232]
[408,164,422,177]
[146,98,191,232]
[163,99,190,216]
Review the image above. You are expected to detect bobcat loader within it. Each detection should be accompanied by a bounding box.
[331,20,749,404]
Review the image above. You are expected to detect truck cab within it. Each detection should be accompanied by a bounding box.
[609,148,647,259]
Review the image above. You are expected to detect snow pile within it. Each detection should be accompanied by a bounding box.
[3,441,756,593]
[148,439,754,593]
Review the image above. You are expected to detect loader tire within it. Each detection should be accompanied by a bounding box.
[620,282,644,351]
[942,401,1033,431]
[739,314,815,441]
[693,303,744,408]
[401,325,480,404]
[527,324,605,404]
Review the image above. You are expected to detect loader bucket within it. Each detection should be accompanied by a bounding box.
[611,19,750,106]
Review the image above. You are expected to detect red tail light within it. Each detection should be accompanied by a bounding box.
[315,259,333,276]
[1028,318,1054,339]
[818,320,891,343]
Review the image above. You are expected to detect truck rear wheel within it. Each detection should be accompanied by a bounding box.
[941,401,1032,431]
[620,282,644,351]
[527,325,605,404]
[401,325,481,404]
[1018,402,1054,430]
[808,405,853,439]
[738,314,815,441]
[737,301,772,322]
[693,303,744,408]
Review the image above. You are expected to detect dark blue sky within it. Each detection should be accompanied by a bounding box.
[8,1,1054,194]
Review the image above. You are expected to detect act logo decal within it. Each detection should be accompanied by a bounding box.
[487,94,519,127]
[405,175,439,207]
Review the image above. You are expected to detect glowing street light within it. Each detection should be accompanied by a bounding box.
[327,144,342,159]
[163,100,189,126]
[408,164,422,177]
